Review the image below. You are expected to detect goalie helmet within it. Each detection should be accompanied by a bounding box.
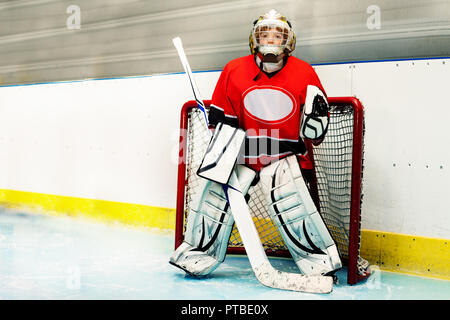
[249,9,296,57]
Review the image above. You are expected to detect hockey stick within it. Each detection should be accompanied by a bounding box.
[172,37,333,293]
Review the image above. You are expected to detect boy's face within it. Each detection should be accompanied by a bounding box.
[257,25,287,46]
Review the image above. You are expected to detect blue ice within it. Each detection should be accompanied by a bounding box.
[0,208,448,300]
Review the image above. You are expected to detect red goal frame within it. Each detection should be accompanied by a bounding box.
[175,97,367,285]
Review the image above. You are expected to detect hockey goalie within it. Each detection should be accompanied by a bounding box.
[170,9,342,281]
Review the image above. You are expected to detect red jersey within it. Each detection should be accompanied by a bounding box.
[209,55,327,172]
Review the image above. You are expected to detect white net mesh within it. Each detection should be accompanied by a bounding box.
[313,105,356,258]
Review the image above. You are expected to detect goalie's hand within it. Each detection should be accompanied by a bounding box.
[300,85,330,141]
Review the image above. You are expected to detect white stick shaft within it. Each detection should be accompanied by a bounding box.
[225,186,267,266]
[172,36,333,293]
[172,37,208,126]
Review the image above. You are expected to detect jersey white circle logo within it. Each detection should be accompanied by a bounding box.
[242,86,296,124]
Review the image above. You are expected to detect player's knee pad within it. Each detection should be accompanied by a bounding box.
[170,164,256,276]
[259,155,342,276]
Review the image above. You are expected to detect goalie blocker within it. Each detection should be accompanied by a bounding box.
[197,122,246,185]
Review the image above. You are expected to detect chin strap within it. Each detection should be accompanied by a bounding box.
[253,53,287,81]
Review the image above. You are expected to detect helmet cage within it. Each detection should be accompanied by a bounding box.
[250,11,295,56]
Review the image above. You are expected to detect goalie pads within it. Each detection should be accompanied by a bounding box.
[169,164,256,276]
[197,122,246,185]
[259,155,342,276]
[300,85,330,140]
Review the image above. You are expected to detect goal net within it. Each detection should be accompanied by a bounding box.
[175,97,369,285]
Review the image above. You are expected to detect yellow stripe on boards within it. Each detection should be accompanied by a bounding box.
[0,189,176,230]
[360,230,449,281]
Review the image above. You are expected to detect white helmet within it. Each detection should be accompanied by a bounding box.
[249,9,296,57]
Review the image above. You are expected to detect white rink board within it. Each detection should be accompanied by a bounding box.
[0,58,448,239]
[350,59,450,238]
[0,72,220,208]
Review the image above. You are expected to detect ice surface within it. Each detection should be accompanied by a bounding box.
[0,208,448,300]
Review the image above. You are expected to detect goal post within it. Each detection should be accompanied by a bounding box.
[175,97,369,285]
[306,97,366,285]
